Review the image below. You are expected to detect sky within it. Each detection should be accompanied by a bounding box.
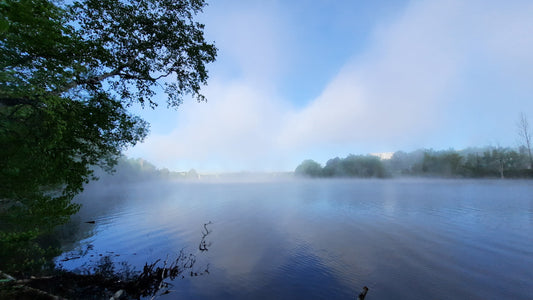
[126,0,533,172]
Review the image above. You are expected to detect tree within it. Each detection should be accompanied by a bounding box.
[341,155,386,178]
[517,112,532,169]
[388,150,425,175]
[420,150,463,177]
[0,0,216,273]
[295,160,323,177]
[300,155,386,178]
[322,157,342,177]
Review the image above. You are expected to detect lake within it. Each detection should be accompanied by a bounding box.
[57,178,533,299]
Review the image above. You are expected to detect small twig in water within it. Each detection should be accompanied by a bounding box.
[357,286,369,300]
[199,221,213,252]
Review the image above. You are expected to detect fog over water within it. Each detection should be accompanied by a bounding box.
[58,178,533,299]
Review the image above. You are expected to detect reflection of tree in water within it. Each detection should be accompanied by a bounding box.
[1,222,213,299]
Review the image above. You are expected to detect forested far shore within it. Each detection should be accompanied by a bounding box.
[91,157,294,183]
[295,146,533,179]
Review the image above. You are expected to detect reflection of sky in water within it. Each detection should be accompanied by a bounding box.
[58,179,533,299]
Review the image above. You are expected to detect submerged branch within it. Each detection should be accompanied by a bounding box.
[1,222,214,299]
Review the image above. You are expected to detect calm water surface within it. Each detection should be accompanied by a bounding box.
[58,178,533,299]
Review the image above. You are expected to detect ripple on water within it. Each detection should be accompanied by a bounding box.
[58,179,533,299]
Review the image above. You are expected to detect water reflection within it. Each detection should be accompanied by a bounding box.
[55,220,213,299]
[57,178,533,299]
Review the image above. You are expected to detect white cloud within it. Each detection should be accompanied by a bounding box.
[279,0,465,152]
[129,0,533,171]
[201,0,292,87]
[280,0,533,155]
[139,81,291,171]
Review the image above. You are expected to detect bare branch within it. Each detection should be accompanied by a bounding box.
[517,112,533,168]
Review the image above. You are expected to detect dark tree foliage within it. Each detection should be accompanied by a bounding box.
[338,155,385,178]
[294,160,323,178]
[297,147,533,180]
[296,155,386,178]
[419,151,463,177]
[322,157,342,177]
[388,147,532,178]
[0,0,216,273]
[387,150,425,175]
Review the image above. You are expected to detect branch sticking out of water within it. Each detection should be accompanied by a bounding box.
[2,222,215,299]
[357,286,369,300]
[199,221,212,252]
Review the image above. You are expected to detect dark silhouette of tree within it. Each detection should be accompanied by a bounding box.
[420,150,463,177]
[323,157,342,177]
[298,146,533,180]
[296,155,386,178]
[295,160,323,177]
[1,0,216,274]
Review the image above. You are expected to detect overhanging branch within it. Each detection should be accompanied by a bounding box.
[57,56,138,94]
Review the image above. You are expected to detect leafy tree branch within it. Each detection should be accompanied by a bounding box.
[1,0,216,274]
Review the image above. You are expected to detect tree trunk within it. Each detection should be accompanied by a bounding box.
[499,159,504,179]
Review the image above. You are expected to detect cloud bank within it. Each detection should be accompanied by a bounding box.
[127,0,533,172]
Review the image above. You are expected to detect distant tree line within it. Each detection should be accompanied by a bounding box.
[295,155,386,178]
[295,146,533,179]
[93,157,201,183]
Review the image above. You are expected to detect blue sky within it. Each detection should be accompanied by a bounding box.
[126,0,533,172]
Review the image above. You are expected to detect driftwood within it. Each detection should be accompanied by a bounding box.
[1,282,66,299]
[1,271,65,299]
[0,270,15,282]
[357,286,369,300]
